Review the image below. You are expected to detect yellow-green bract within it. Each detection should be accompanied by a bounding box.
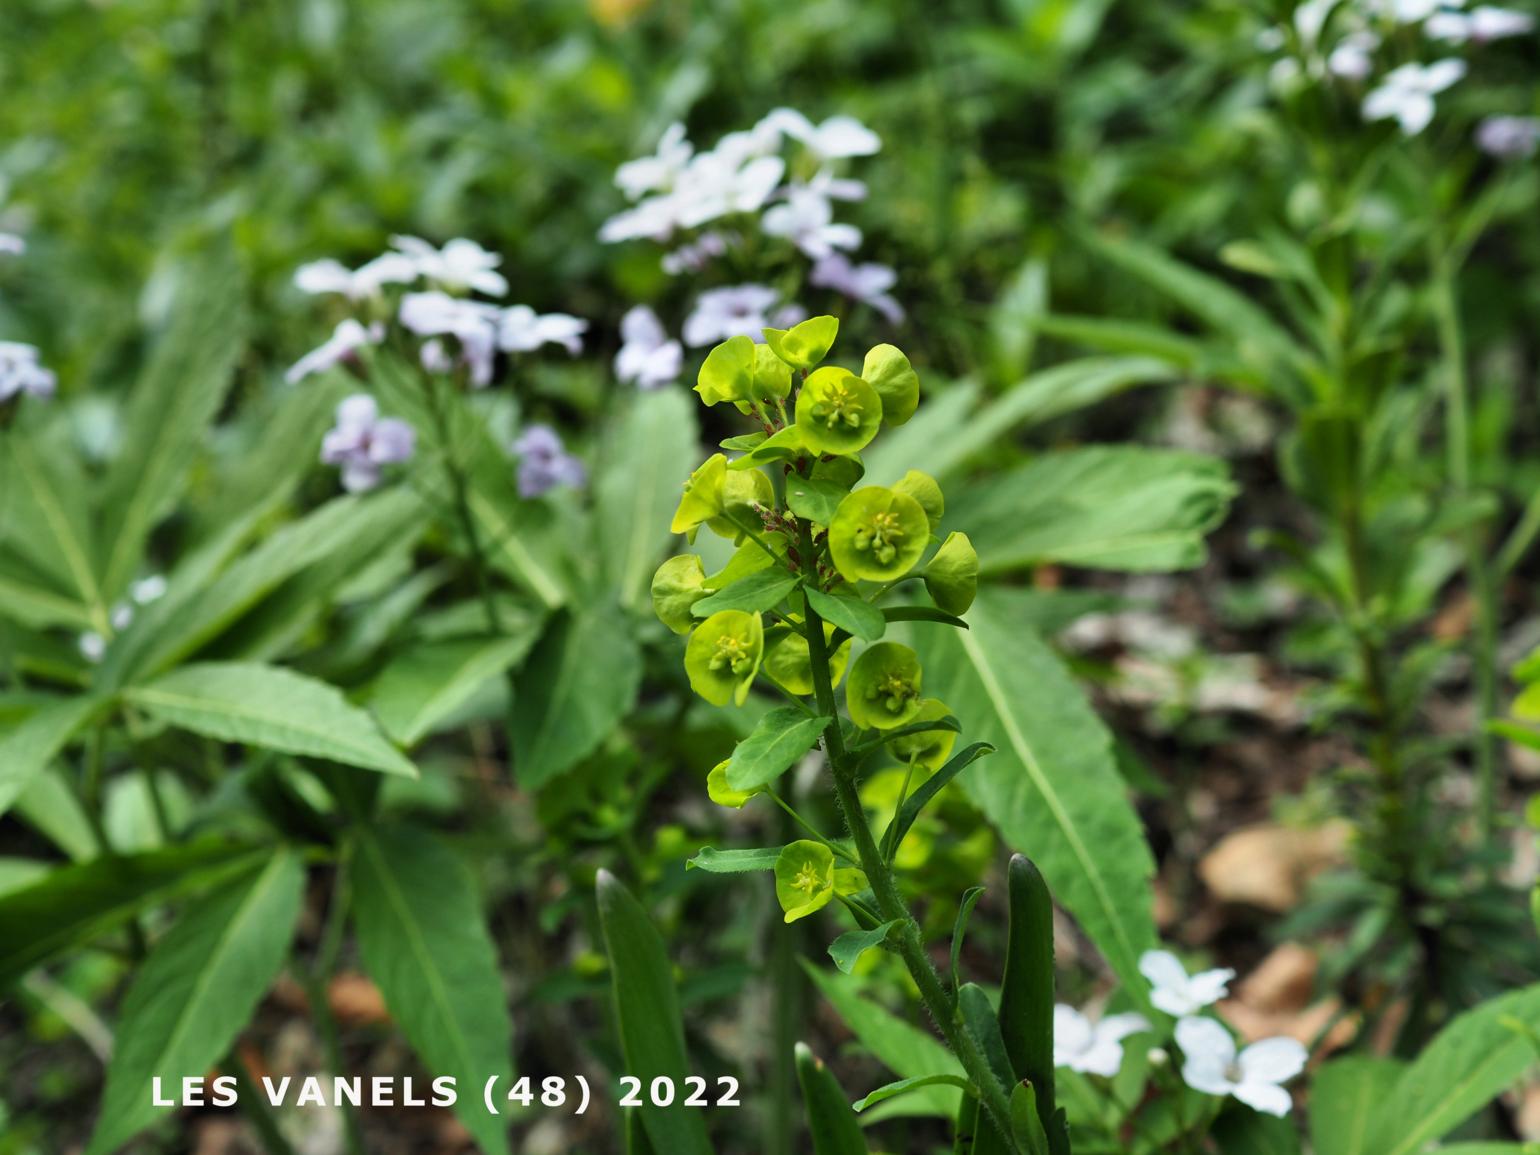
[846,641,924,731]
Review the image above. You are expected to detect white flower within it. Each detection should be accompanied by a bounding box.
[293,252,417,300]
[761,185,863,260]
[320,394,416,493]
[390,235,508,297]
[614,306,683,390]
[763,108,881,160]
[1362,59,1466,134]
[285,319,384,385]
[599,195,683,244]
[809,254,904,323]
[1477,114,1540,157]
[79,632,106,663]
[673,153,786,230]
[1175,1017,1307,1117]
[1426,5,1534,41]
[615,122,694,199]
[0,341,57,401]
[1140,949,1236,1017]
[130,575,168,605]
[682,284,780,347]
[0,233,25,255]
[662,231,730,275]
[1365,0,1444,23]
[1328,31,1380,78]
[498,305,587,356]
[399,292,501,386]
[1052,1006,1151,1077]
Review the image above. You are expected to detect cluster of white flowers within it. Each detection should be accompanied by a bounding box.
[0,235,56,406]
[603,109,902,388]
[289,235,587,387]
[78,576,167,664]
[1053,949,1307,1119]
[1260,0,1536,150]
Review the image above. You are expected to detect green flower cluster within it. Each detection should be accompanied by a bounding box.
[651,315,978,920]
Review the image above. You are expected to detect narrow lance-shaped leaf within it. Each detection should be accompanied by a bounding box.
[124,662,417,778]
[352,826,514,1155]
[726,707,830,792]
[796,1043,871,1155]
[596,870,713,1155]
[0,694,110,821]
[86,848,305,1155]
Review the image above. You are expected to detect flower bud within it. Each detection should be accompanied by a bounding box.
[794,366,883,455]
[695,336,755,407]
[923,532,978,616]
[670,453,727,536]
[651,555,707,634]
[685,610,765,706]
[861,343,919,426]
[892,469,944,533]
[764,315,838,369]
[706,467,774,541]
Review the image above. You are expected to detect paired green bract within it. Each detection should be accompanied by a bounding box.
[651,316,980,922]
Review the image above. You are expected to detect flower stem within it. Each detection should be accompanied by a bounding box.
[796,518,1023,1153]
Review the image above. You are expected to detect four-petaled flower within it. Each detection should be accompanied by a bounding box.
[1175,1017,1307,1117]
[391,235,509,296]
[286,319,384,385]
[512,424,586,498]
[1478,115,1540,158]
[683,284,780,347]
[320,394,416,493]
[615,306,683,390]
[293,252,417,300]
[763,108,882,161]
[0,341,57,402]
[810,255,904,323]
[1362,59,1467,135]
[1140,949,1236,1017]
[1053,1006,1152,1077]
[761,184,862,260]
[498,305,587,356]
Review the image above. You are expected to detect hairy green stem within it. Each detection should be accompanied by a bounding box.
[796,519,1022,1153]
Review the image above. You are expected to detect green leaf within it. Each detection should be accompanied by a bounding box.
[853,1073,975,1113]
[596,388,700,612]
[1310,1056,1404,1155]
[99,249,247,599]
[805,966,964,1119]
[786,476,852,526]
[1365,984,1540,1155]
[366,632,542,747]
[828,920,901,974]
[916,588,1157,1006]
[995,856,1067,1155]
[805,587,885,642]
[987,257,1048,383]
[1209,1108,1302,1155]
[725,707,830,792]
[950,886,986,991]
[0,438,105,624]
[596,870,713,1155]
[795,1043,870,1155]
[125,662,416,777]
[880,742,993,860]
[0,694,110,820]
[686,846,785,873]
[353,826,513,1155]
[958,983,1015,1091]
[950,446,1235,573]
[0,552,96,631]
[86,849,303,1155]
[510,603,642,788]
[0,839,263,988]
[691,568,800,616]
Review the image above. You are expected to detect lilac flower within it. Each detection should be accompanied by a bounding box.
[763,108,881,161]
[769,303,810,329]
[615,306,683,389]
[1425,5,1534,42]
[399,291,501,386]
[0,233,24,255]
[662,232,730,275]
[293,253,417,300]
[391,235,508,297]
[0,341,57,401]
[1327,31,1380,79]
[1477,114,1540,157]
[1176,1017,1307,1118]
[761,185,863,260]
[809,254,904,323]
[682,285,780,347]
[498,306,587,356]
[320,395,416,493]
[1362,59,1466,133]
[285,319,385,385]
[512,424,586,498]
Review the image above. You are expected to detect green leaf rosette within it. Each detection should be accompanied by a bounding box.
[762,622,852,696]
[846,641,924,731]
[670,453,727,536]
[705,467,774,541]
[775,840,836,922]
[861,343,920,426]
[707,759,764,809]
[923,531,978,615]
[828,486,930,582]
[794,366,883,456]
[886,698,957,770]
[893,469,944,533]
[764,315,838,369]
[651,554,707,635]
[685,610,765,706]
